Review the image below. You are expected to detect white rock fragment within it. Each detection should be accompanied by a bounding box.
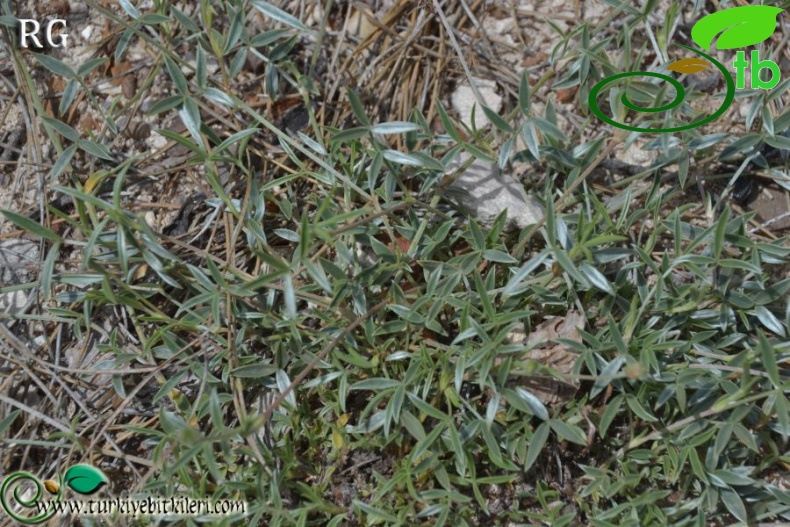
[0,290,28,314]
[446,152,544,231]
[96,82,123,96]
[0,239,40,285]
[146,132,169,152]
[206,59,219,75]
[616,141,657,167]
[584,2,609,24]
[346,7,377,39]
[309,4,324,26]
[144,211,156,229]
[34,335,48,350]
[481,17,516,47]
[355,242,379,268]
[450,77,503,130]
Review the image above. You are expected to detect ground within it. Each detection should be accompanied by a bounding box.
[1,0,790,526]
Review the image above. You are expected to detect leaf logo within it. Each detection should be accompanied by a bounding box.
[63,465,108,495]
[667,57,710,74]
[692,5,783,50]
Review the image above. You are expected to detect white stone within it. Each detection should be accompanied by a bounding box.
[0,239,40,285]
[616,141,657,167]
[310,4,324,26]
[355,242,379,268]
[147,132,169,152]
[0,290,28,314]
[144,211,156,228]
[446,152,544,231]
[450,77,503,130]
[346,7,377,39]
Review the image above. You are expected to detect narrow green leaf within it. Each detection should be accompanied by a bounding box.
[712,206,730,260]
[196,45,207,89]
[34,53,75,79]
[382,150,432,168]
[483,249,517,264]
[282,273,296,318]
[118,0,141,19]
[251,28,291,47]
[481,106,513,133]
[553,249,588,286]
[147,95,184,115]
[515,388,549,420]
[154,129,204,156]
[719,134,761,160]
[59,79,80,116]
[331,127,369,142]
[719,486,747,523]
[40,241,60,302]
[626,394,658,422]
[549,419,588,446]
[521,121,541,161]
[351,378,401,391]
[214,128,259,155]
[204,88,236,108]
[42,116,79,142]
[1,210,60,242]
[78,139,114,161]
[346,88,370,127]
[502,251,548,296]
[592,356,625,399]
[48,144,77,180]
[405,151,445,171]
[437,100,461,141]
[473,270,495,321]
[400,411,426,441]
[371,121,421,134]
[231,364,278,378]
[179,98,203,146]
[140,13,170,24]
[518,71,531,115]
[461,142,495,163]
[411,423,446,460]
[709,469,755,487]
[0,410,20,436]
[164,56,188,94]
[524,422,549,472]
[354,501,400,523]
[0,15,18,28]
[272,371,296,409]
[758,329,780,387]
[579,262,614,294]
[764,134,790,151]
[599,394,623,437]
[608,317,628,355]
[755,306,786,337]
[252,0,309,31]
[297,131,326,155]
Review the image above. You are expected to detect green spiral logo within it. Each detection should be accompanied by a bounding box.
[1,464,107,524]
[588,45,734,133]
[588,5,783,134]
[0,471,60,524]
